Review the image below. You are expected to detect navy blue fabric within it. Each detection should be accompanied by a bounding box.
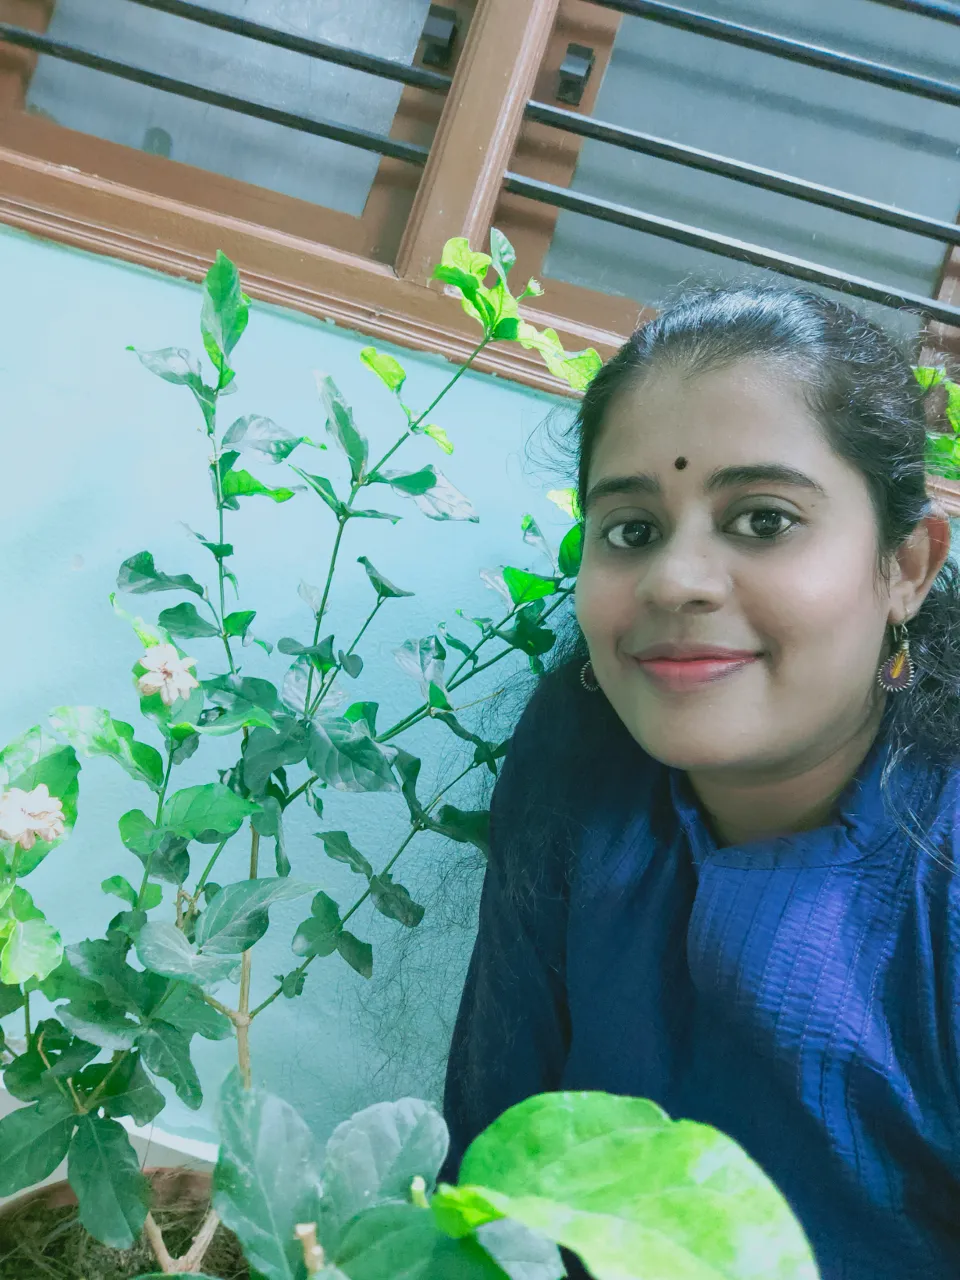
[441,667,960,1279]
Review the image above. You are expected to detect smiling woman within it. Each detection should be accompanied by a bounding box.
[442,284,960,1280]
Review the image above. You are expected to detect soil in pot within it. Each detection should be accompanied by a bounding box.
[0,1169,250,1280]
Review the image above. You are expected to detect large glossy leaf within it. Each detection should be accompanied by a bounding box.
[158,603,221,638]
[129,345,204,392]
[159,981,233,1041]
[0,1094,76,1195]
[162,784,260,841]
[68,1114,150,1249]
[336,930,373,979]
[194,878,312,954]
[291,469,347,518]
[58,998,140,1050]
[320,1099,448,1251]
[136,921,240,987]
[333,1202,506,1279]
[201,250,249,369]
[516,323,602,393]
[138,1020,203,1110]
[214,1069,321,1280]
[489,228,517,284]
[501,568,557,607]
[394,636,446,696]
[558,526,582,579]
[117,551,204,597]
[49,706,164,790]
[1,912,63,985]
[475,1220,565,1280]
[307,717,398,794]
[243,720,309,796]
[376,466,477,522]
[360,346,406,392]
[99,1052,166,1126]
[223,414,304,463]
[358,556,414,600]
[317,372,368,484]
[438,1092,819,1280]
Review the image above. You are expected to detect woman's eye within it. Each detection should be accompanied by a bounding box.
[604,520,659,549]
[728,508,796,539]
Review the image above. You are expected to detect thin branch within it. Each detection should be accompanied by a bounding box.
[177,1208,221,1273]
[236,824,261,1088]
[137,750,174,908]
[308,597,383,718]
[144,1212,177,1274]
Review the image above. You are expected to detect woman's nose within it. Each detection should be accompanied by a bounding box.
[639,529,730,614]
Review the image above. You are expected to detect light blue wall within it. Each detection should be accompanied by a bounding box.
[0,225,572,1145]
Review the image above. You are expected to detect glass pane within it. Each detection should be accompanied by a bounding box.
[27,0,433,217]
[540,0,960,335]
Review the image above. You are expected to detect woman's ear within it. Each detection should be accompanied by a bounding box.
[888,509,952,622]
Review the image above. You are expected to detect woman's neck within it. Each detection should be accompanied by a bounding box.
[686,704,885,847]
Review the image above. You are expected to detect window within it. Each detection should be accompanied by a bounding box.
[1,0,959,438]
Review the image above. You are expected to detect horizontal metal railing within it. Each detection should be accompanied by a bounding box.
[0,23,430,166]
[502,173,960,326]
[591,0,960,106]
[0,0,957,329]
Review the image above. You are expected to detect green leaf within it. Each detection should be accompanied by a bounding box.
[520,513,552,562]
[422,423,454,455]
[360,346,407,392]
[222,414,303,463]
[489,228,517,284]
[394,635,446,693]
[136,921,240,987]
[162,783,261,841]
[119,809,165,858]
[1,914,63,985]
[195,878,312,954]
[334,1203,505,1279]
[0,738,81,875]
[517,322,602,392]
[429,805,490,858]
[224,609,257,638]
[58,997,140,1050]
[159,982,233,1041]
[68,1114,150,1249]
[243,720,308,796]
[158,603,220,638]
[307,716,398,794]
[292,891,342,959]
[558,526,583,578]
[50,707,164,790]
[546,488,579,520]
[0,1095,76,1196]
[345,702,379,736]
[138,1020,203,1110]
[129,345,203,391]
[0,979,24,1019]
[339,651,363,679]
[214,1069,322,1280]
[102,876,161,910]
[336,929,373,979]
[117,551,205,597]
[476,1219,565,1280]
[222,468,295,506]
[358,555,414,600]
[317,831,373,879]
[99,1053,166,1127]
[291,468,347,518]
[202,251,249,371]
[316,373,368,484]
[278,634,336,670]
[351,506,403,523]
[502,567,557,606]
[375,466,478,522]
[252,796,290,878]
[185,526,234,561]
[320,1099,449,1252]
[497,604,556,659]
[369,873,425,929]
[443,1092,819,1280]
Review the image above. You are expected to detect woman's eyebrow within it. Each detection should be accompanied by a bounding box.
[584,463,826,511]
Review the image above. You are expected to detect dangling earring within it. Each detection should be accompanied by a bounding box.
[580,660,600,693]
[877,623,916,693]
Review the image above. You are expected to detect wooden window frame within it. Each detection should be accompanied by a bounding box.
[1,0,959,510]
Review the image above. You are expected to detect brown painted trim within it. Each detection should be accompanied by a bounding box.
[0,144,614,396]
[395,0,561,285]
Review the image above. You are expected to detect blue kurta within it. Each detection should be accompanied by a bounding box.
[442,666,960,1279]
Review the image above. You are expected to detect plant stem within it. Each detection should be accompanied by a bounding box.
[207,392,238,677]
[179,1208,221,1273]
[23,990,30,1040]
[137,750,174,909]
[144,1213,176,1274]
[308,598,383,718]
[190,837,230,905]
[236,823,260,1088]
[409,339,491,434]
[303,513,349,714]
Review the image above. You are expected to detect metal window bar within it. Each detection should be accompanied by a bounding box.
[863,0,960,25]
[123,0,452,93]
[525,102,960,249]
[0,23,430,166]
[503,172,960,327]
[590,0,960,106]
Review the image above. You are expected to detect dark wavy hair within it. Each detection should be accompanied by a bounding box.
[567,283,960,774]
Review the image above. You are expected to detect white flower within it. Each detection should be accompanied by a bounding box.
[137,643,200,707]
[0,784,66,850]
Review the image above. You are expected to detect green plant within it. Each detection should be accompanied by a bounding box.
[0,232,817,1279]
[915,364,960,479]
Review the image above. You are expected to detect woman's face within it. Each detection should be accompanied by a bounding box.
[575,359,897,777]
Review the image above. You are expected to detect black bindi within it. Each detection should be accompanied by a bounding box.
[674,456,688,470]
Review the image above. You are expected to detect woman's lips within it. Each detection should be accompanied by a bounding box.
[632,654,761,691]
